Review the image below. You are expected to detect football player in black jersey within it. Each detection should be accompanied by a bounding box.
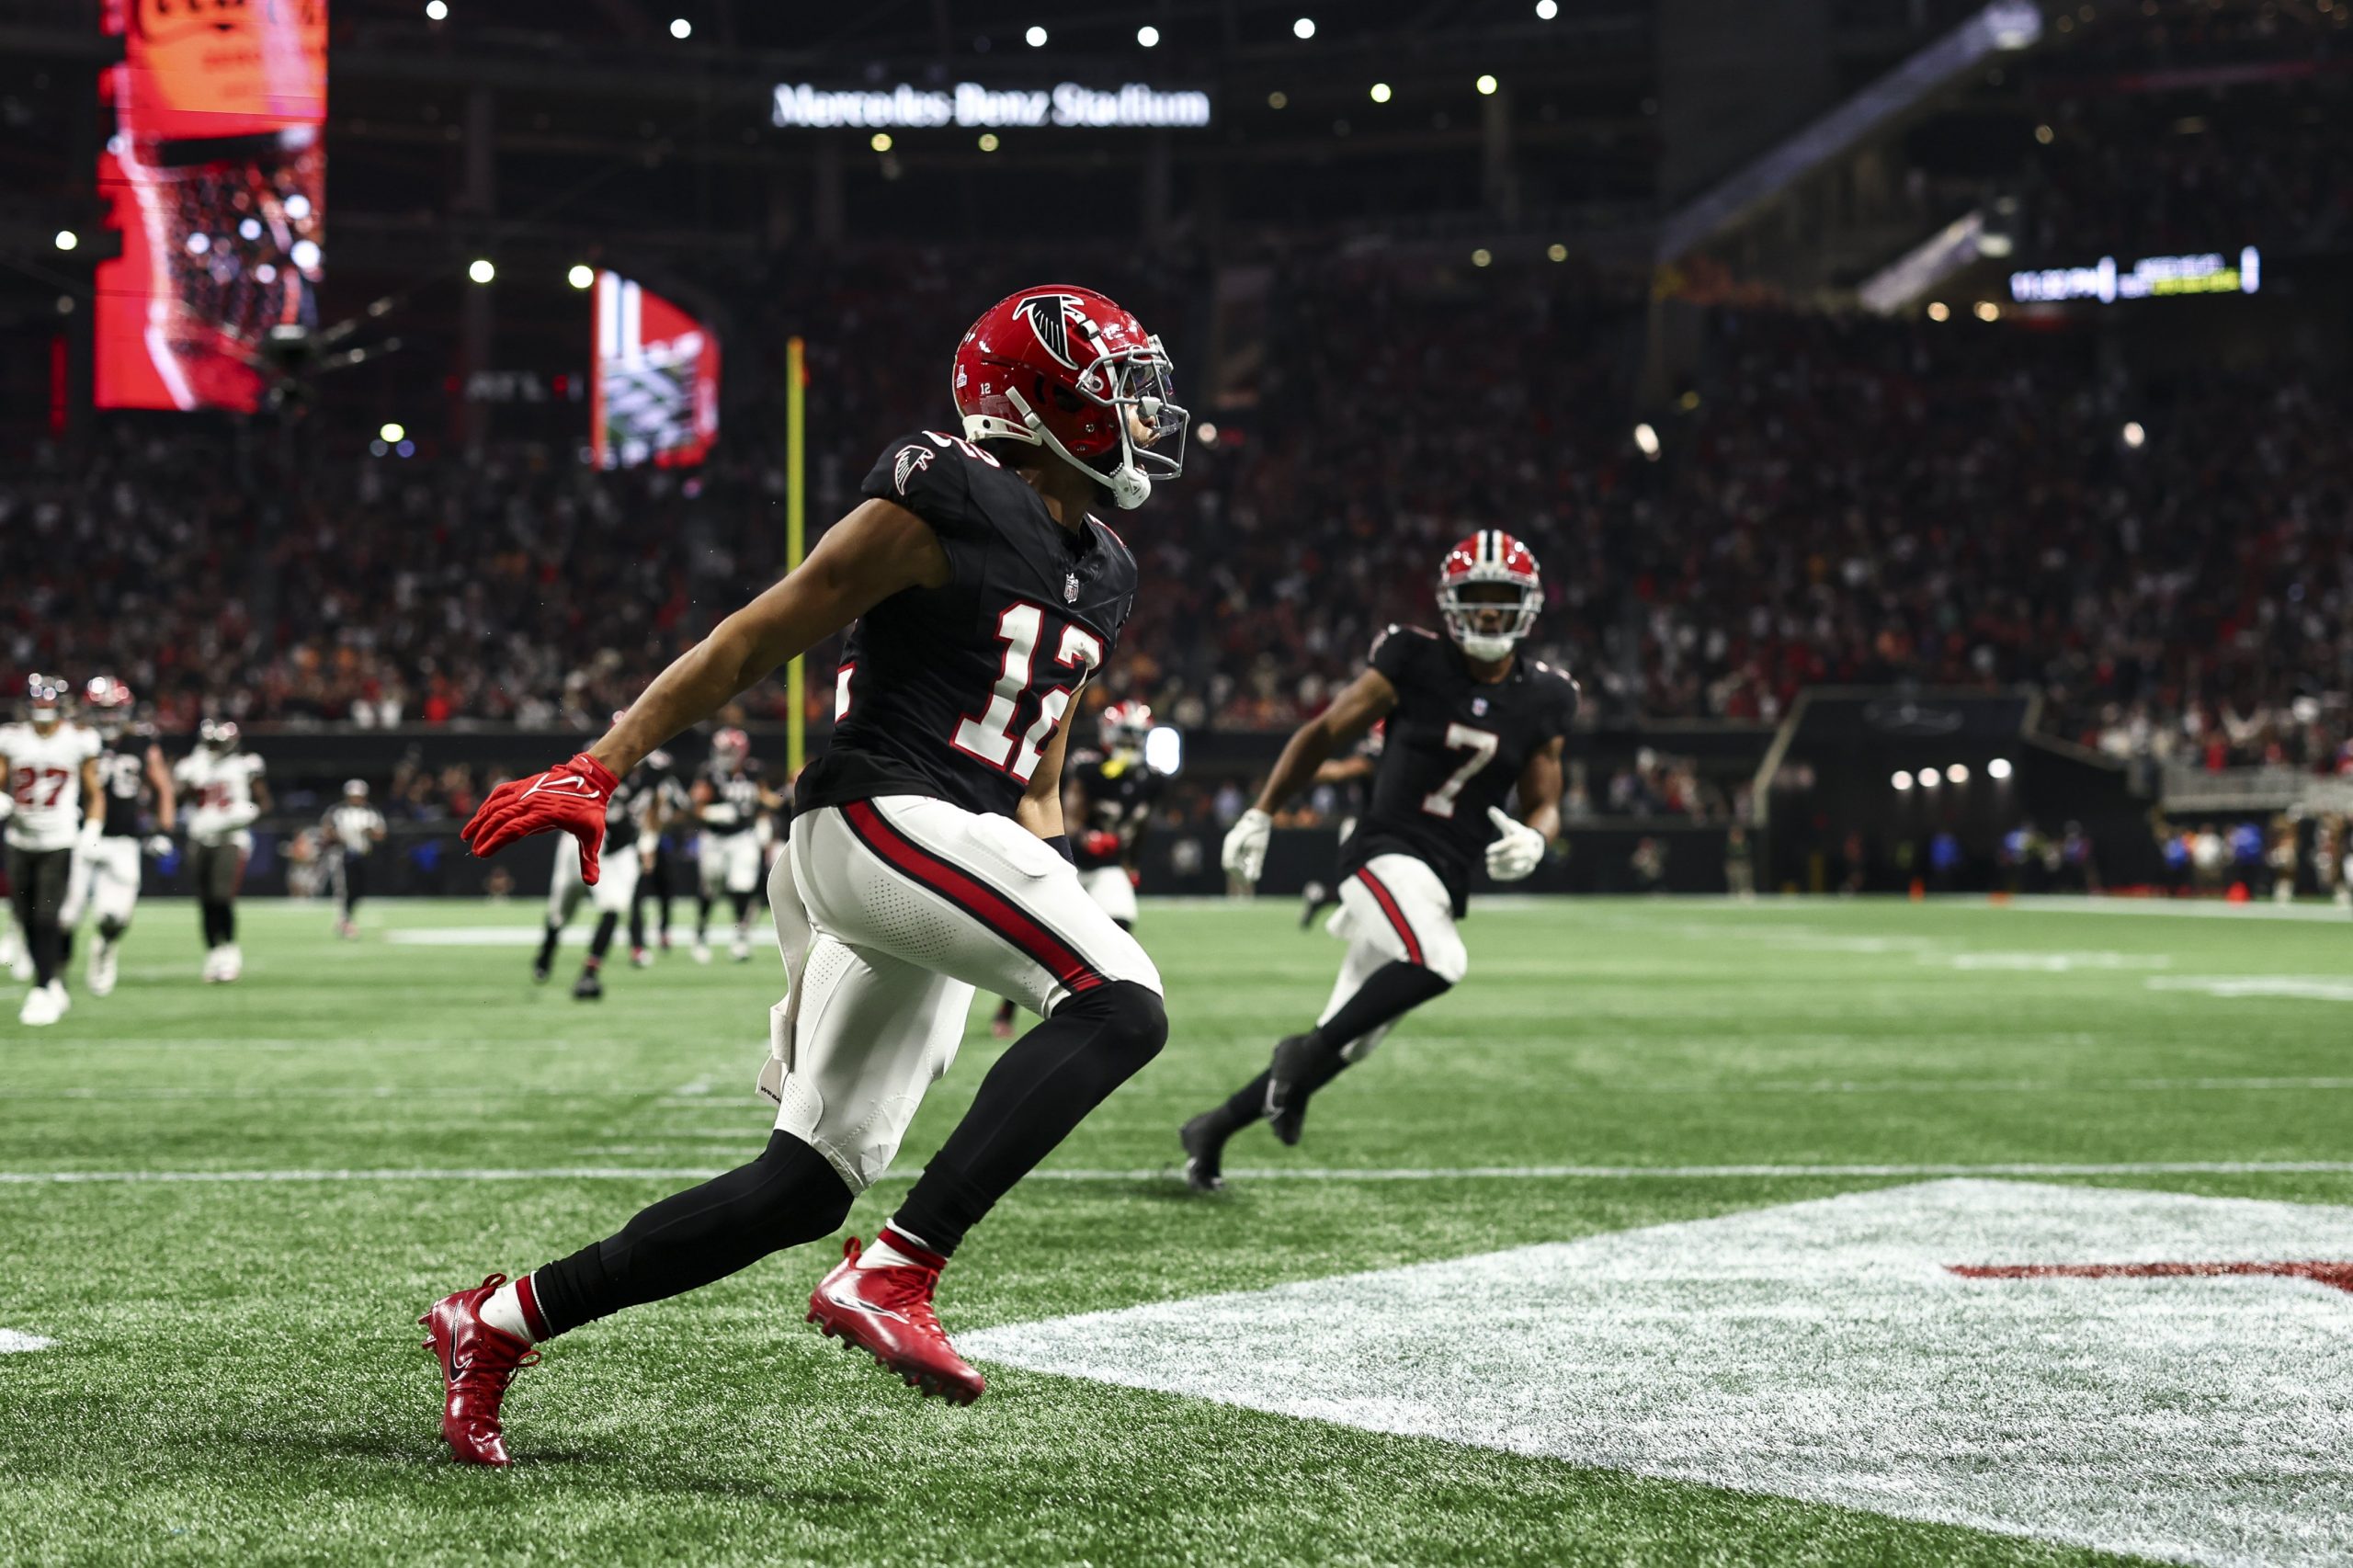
[434,285,1186,1462]
[690,726,784,963]
[1183,532,1574,1191]
[65,677,176,997]
[628,746,692,961]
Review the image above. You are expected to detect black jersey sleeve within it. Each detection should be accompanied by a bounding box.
[1368,623,1443,696]
[859,431,988,541]
[1530,659,1582,742]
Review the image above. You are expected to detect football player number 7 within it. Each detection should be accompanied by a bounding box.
[1420,723,1498,818]
[954,603,1104,783]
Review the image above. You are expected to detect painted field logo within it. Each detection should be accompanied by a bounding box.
[1952,1259,2353,1295]
[967,1180,2353,1568]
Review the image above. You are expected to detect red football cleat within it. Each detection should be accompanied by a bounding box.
[420,1274,540,1466]
[806,1236,986,1405]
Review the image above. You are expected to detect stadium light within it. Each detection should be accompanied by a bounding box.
[1370,83,1392,103]
[1471,247,1492,267]
[425,0,447,17]
[1197,421,1219,447]
[1137,25,1160,46]
[1917,768,1940,790]
[239,217,264,241]
[669,17,690,39]
[291,239,321,269]
[53,230,77,251]
[2035,123,2054,143]
[870,131,892,152]
[1293,17,1316,39]
[978,132,1000,152]
[1893,771,1914,791]
[1547,243,1568,262]
[1026,25,1047,46]
[284,194,313,220]
[1633,422,1661,458]
[2121,420,2146,449]
[1144,725,1184,777]
[567,264,595,290]
[1927,301,1950,322]
[1973,301,2000,322]
[467,257,495,284]
[1267,90,1289,108]
[1537,0,1559,15]
[1988,756,2014,780]
[1947,763,1970,784]
[1476,74,1499,95]
[396,439,415,458]
[380,422,406,443]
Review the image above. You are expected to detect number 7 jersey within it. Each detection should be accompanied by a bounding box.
[796,430,1141,823]
[1342,624,1580,915]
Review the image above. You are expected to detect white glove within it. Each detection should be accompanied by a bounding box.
[78,818,104,852]
[1484,806,1547,882]
[1221,808,1273,887]
[144,834,175,858]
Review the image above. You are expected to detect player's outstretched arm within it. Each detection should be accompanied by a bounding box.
[462,499,948,876]
[1254,668,1397,816]
[1222,667,1397,885]
[1483,737,1565,883]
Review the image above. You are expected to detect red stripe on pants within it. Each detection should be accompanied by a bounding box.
[1354,868,1423,967]
[841,801,1106,994]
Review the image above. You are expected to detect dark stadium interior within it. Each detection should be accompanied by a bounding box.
[2,0,2347,897]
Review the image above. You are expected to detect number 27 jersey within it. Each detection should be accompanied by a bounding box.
[1342,624,1579,915]
[796,431,1141,822]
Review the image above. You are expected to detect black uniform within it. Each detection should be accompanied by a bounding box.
[797,431,1140,822]
[94,733,151,838]
[1069,748,1161,870]
[1338,624,1579,915]
[604,770,663,854]
[699,763,765,834]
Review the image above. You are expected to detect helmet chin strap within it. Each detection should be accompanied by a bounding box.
[1457,632,1518,661]
[1005,386,1152,510]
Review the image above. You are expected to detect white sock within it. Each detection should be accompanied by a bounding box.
[858,1224,937,1270]
[480,1278,539,1342]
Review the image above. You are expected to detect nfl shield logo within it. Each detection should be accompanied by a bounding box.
[1472,698,1489,716]
[1064,573,1080,605]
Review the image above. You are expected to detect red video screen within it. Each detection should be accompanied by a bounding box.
[95,0,329,412]
[592,270,722,469]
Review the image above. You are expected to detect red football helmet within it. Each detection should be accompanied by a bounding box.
[84,675,134,733]
[1438,531,1542,661]
[1097,700,1153,755]
[953,285,1186,511]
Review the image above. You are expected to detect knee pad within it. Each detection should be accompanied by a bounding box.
[1060,978,1168,1072]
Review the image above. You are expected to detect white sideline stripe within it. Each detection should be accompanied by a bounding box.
[11,1159,2353,1187]
[0,1330,55,1353]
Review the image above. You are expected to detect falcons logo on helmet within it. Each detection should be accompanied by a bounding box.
[1015,293,1099,370]
[892,444,934,494]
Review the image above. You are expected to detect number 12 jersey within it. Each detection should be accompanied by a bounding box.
[795,431,1141,823]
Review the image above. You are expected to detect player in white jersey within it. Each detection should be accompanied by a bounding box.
[172,720,270,983]
[323,779,387,939]
[61,676,176,998]
[2,675,102,1026]
[689,727,782,963]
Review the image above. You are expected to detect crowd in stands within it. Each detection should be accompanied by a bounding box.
[4,265,2346,796]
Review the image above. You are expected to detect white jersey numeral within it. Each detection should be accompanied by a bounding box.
[953,605,1103,783]
[1419,722,1499,818]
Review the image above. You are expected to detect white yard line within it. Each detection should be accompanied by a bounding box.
[0,1330,55,1353]
[9,1159,2353,1187]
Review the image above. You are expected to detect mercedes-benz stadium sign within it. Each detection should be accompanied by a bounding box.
[771,81,1212,131]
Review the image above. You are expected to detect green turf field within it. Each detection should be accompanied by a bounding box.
[3,894,2349,1566]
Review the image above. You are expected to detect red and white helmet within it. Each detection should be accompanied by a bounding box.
[711,727,749,768]
[85,675,134,733]
[1098,700,1153,755]
[953,285,1187,511]
[26,673,67,726]
[1437,531,1542,662]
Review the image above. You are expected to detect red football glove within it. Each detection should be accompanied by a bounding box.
[1081,830,1123,862]
[460,752,618,883]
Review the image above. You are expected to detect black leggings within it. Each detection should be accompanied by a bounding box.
[6,846,72,987]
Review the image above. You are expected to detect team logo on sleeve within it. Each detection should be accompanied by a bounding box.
[892,445,935,494]
[1064,572,1080,605]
